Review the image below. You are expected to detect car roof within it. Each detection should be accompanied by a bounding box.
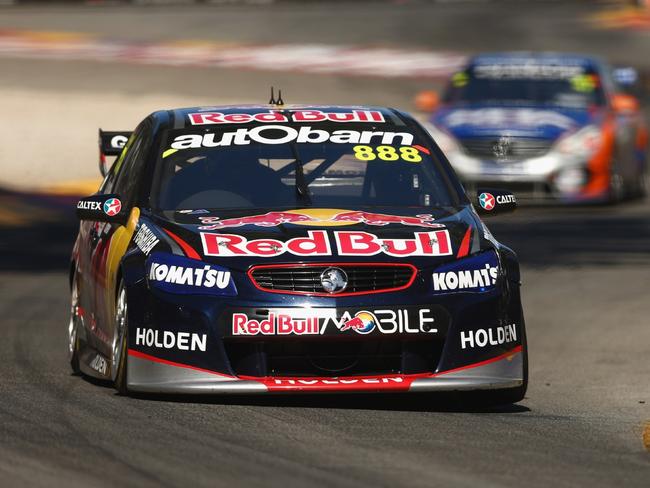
[468,52,602,69]
[151,105,413,131]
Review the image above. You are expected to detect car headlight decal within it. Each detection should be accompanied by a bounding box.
[431,250,499,293]
[146,252,237,296]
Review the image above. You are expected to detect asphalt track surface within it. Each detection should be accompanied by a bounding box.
[1,2,650,487]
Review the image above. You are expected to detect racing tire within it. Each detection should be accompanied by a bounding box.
[608,162,626,204]
[68,273,81,375]
[113,281,129,396]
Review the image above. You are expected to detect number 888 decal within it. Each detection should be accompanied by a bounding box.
[352,145,423,163]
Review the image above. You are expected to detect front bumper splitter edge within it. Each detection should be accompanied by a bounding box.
[126,347,523,395]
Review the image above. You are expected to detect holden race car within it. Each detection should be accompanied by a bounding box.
[69,104,527,404]
[418,52,648,203]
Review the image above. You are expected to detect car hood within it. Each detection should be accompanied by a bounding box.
[147,206,488,270]
[431,104,605,142]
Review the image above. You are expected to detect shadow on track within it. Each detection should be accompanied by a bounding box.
[486,200,650,268]
[121,389,531,414]
[77,363,531,414]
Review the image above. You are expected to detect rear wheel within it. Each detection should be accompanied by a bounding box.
[68,273,81,374]
[112,282,129,395]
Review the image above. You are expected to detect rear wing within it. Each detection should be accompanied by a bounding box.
[99,129,132,176]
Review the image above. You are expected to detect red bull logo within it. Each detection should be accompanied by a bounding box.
[198,209,444,230]
[340,311,377,334]
[232,313,320,336]
[199,211,316,230]
[188,109,385,125]
[230,308,440,337]
[330,211,444,228]
[201,229,452,258]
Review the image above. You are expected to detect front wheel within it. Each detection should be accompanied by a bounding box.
[68,273,81,374]
[112,282,129,395]
[608,162,626,204]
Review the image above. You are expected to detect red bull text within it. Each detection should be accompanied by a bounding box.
[201,230,452,257]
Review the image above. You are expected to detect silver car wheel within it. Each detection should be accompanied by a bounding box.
[68,277,79,363]
[111,284,127,382]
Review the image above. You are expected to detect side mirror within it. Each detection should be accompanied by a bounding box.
[76,194,127,223]
[611,93,639,114]
[99,129,131,176]
[414,90,440,113]
[475,189,517,216]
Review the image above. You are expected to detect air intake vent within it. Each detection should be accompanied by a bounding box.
[248,263,416,297]
[459,137,553,160]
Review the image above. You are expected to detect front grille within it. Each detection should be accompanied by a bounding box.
[225,338,444,377]
[248,263,416,296]
[459,137,553,160]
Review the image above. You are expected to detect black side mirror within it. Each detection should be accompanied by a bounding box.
[76,194,127,223]
[99,129,132,176]
[475,189,517,216]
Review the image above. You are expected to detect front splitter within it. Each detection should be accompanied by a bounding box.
[126,347,523,394]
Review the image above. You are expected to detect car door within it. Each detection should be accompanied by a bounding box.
[88,119,153,356]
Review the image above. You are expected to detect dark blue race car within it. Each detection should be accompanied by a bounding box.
[420,52,648,203]
[69,104,526,404]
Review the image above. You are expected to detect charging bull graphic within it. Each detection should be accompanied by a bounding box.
[198,210,444,230]
[330,211,443,228]
[198,211,315,230]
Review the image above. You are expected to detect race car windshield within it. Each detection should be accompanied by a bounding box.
[444,63,606,108]
[151,124,456,211]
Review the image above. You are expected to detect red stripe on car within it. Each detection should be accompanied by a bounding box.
[456,226,472,258]
[162,228,201,260]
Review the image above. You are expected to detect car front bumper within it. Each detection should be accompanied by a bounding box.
[126,345,524,394]
[448,151,608,202]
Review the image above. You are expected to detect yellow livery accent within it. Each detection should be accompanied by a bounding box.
[162,148,179,159]
[103,207,140,324]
